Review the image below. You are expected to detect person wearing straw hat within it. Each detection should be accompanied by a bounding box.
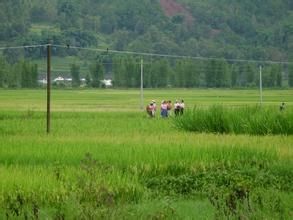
[146,102,155,117]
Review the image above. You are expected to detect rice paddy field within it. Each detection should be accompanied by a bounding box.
[0,89,292,219]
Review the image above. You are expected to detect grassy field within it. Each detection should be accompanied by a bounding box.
[0,88,292,112]
[0,89,292,219]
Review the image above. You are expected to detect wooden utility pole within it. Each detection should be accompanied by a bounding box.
[140,59,144,110]
[47,43,51,133]
[259,65,263,106]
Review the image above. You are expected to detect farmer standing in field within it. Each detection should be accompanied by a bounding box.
[279,102,285,111]
[167,100,172,117]
[174,100,181,116]
[146,102,155,117]
[161,100,168,118]
[179,100,185,115]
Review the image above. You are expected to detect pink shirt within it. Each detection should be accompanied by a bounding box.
[149,105,155,111]
[161,103,168,110]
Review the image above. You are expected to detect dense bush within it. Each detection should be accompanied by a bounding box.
[173,105,293,135]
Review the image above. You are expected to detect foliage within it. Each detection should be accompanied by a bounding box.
[289,63,293,87]
[0,0,291,62]
[0,57,39,88]
[70,63,80,87]
[89,58,104,87]
[173,105,293,135]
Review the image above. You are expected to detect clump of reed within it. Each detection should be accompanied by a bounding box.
[173,105,293,135]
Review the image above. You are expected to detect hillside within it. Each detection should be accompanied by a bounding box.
[0,0,292,61]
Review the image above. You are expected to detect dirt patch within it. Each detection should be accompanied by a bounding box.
[160,0,194,23]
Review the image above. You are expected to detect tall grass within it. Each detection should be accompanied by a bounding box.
[174,105,293,135]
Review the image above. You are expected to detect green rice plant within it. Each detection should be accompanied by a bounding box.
[0,98,292,219]
[173,105,293,135]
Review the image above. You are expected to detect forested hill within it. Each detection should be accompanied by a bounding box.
[0,0,292,61]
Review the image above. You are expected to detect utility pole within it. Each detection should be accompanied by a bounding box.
[47,43,51,133]
[259,65,263,106]
[140,58,144,110]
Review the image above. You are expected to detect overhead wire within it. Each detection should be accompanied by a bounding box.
[0,44,49,50]
[52,44,292,65]
[0,43,291,65]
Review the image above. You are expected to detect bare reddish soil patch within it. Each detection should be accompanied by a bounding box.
[160,0,194,23]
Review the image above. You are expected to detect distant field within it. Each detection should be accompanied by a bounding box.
[0,88,292,112]
[0,89,292,219]
[30,23,60,35]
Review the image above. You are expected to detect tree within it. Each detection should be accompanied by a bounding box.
[143,62,151,88]
[237,63,248,87]
[261,64,282,87]
[245,64,256,87]
[262,66,273,87]
[205,60,217,87]
[0,0,30,40]
[150,62,160,88]
[70,63,80,87]
[145,59,173,88]
[113,30,131,51]
[0,57,7,87]
[18,61,38,88]
[176,59,201,88]
[85,73,91,87]
[100,13,117,34]
[8,62,21,88]
[90,59,104,88]
[3,48,22,64]
[214,60,229,87]
[124,57,139,88]
[30,63,38,88]
[152,59,169,88]
[289,63,293,87]
[57,0,82,30]
[231,64,238,87]
[174,60,184,87]
[113,57,127,88]
[273,64,282,87]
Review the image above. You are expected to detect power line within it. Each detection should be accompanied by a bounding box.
[0,44,49,50]
[53,44,292,65]
[0,43,291,65]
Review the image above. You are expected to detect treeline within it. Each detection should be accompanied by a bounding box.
[1,54,292,89]
[0,57,38,88]
[112,57,292,88]
[0,55,106,89]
